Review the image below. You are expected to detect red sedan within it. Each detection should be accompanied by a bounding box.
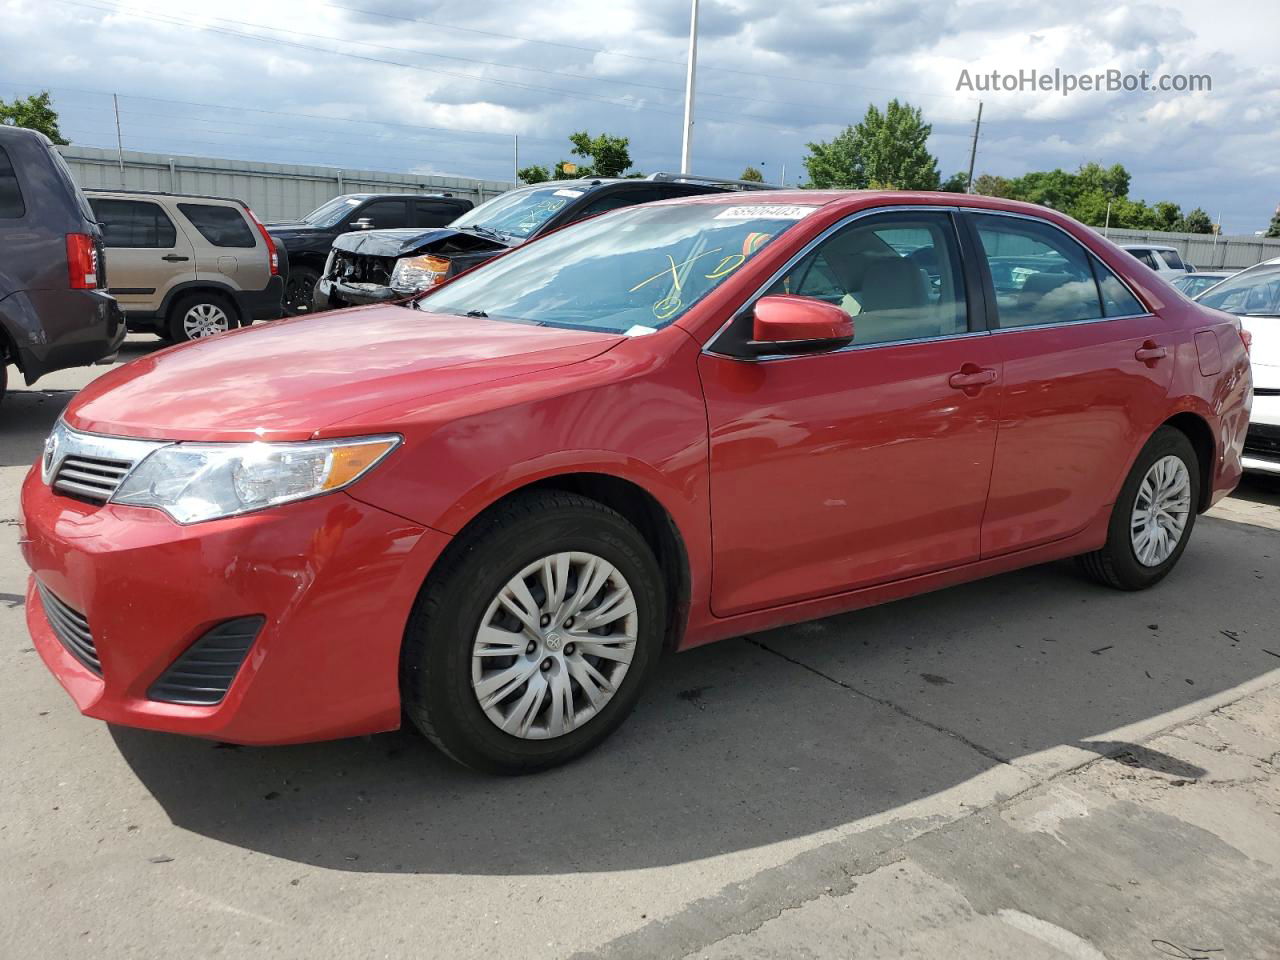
[19,191,1251,773]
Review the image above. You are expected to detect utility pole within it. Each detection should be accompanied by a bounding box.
[513,134,519,185]
[679,0,699,174]
[780,162,786,187]
[965,100,983,193]
[1104,199,1112,238]
[112,93,126,187]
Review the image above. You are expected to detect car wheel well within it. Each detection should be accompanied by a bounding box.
[457,473,692,652]
[1163,412,1214,512]
[168,287,241,323]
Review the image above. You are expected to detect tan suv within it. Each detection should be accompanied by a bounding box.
[86,190,283,341]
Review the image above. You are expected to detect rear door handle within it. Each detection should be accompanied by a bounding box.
[161,254,189,262]
[948,367,998,390]
[1135,342,1167,363]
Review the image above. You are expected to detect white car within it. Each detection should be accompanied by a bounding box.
[1196,257,1280,475]
[1122,243,1193,280]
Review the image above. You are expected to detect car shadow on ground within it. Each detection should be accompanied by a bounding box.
[110,514,1277,877]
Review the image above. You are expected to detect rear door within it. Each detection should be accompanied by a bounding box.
[89,197,195,314]
[967,211,1176,556]
[176,201,262,293]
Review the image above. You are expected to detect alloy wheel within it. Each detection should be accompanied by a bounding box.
[471,551,638,740]
[1130,454,1192,567]
[182,303,231,339]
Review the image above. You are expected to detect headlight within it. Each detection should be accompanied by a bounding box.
[390,254,450,293]
[111,435,400,524]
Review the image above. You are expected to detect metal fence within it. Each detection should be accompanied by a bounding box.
[1094,227,1280,271]
[57,145,513,222]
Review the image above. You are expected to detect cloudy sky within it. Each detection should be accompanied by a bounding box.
[2,0,1277,232]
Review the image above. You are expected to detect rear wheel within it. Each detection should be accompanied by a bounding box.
[1078,426,1200,590]
[283,266,320,316]
[401,491,665,774]
[168,292,238,342]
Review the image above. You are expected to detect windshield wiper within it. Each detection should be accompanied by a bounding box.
[458,224,509,241]
[464,309,489,318]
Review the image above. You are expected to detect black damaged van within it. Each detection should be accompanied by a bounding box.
[0,126,124,404]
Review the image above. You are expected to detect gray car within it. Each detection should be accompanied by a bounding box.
[0,126,124,403]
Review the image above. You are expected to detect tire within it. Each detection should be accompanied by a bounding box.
[282,266,320,316]
[1077,426,1200,590]
[0,361,7,406]
[401,490,666,774]
[168,292,238,342]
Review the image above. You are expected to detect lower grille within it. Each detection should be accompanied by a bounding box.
[53,455,132,502]
[148,617,265,706]
[37,583,101,676]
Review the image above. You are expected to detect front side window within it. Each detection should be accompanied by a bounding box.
[422,202,816,333]
[0,146,26,218]
[974,215,1104,327]
[763,213,967,345]
[177,203,255,247]
[90,198,177,248]
[1198,265,1280,316]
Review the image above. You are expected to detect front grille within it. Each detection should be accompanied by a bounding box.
[330,249,397,286]
[36,583,101,676]
[148,617,265,706]
[53,455,132,503]
[1244,422,1280,457]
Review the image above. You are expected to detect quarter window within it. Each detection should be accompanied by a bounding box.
[973,216,1104,327]
[90,198,178,248]
[177,203,256,247]
[763,213,968,346]
[0,146,25,218]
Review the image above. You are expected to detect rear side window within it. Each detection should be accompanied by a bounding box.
[973,215,1104,327]
[1160,249,1186,270]
[357,199,408,229]
[0,146,25,218]
[91,198,177,248]
[177,203,255,247]
[414,199,464,226]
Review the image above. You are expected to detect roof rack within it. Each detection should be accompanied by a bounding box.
[647,172,783,192]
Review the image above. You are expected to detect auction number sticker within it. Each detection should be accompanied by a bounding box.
[713,205,815,220]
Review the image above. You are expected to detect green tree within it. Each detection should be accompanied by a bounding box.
[740,165,764,182]
[803,99,940,190]
[972,173,1013,198]
[516,164,550,185]
[1179,208,1214,234]
[567,130,633,178]
[939,171,969,193]
[1267,207,1280,239]
[0,90,68,144]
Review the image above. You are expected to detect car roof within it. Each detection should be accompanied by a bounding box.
[1122,243,1178,252]
[0,125,51,145]
[85,188,249,208]
[641,189,1089,220]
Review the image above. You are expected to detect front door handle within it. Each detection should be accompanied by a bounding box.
[1135,341,1168,364]
[948,366,998,390]
[161,254,190,262]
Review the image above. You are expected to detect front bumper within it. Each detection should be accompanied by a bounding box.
[1242,393,1280,476]
[313,276,405,311]
[19,466,451,744]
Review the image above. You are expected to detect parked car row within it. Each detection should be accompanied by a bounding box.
[19,186,1254,774]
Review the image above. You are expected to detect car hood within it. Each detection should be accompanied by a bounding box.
[331,227,509,258]
[1244,317,1280,389]
[64,307,625,442]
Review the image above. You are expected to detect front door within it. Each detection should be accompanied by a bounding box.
[700,210,1002,617]
[90,197,195,314]
[967,212,1177,556]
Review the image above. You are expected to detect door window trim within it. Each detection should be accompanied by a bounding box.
[960,207,1153,332]
[704,205,985,361]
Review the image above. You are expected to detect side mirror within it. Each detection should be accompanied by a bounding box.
[746,295,854,356]
[352,217,374,230]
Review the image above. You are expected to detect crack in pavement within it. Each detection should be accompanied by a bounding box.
[747,637,1013,765]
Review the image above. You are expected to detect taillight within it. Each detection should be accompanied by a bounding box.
[245,207,279,275]
[66,233,99,289]
[1240,327,1252,355]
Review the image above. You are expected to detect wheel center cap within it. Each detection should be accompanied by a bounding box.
[544,632,563,651]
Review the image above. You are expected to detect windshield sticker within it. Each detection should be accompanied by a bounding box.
[713,205,815,221]
[553,189,585,198]
[625,324,657,337]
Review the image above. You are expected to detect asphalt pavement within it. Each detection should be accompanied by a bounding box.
[2,336,1277,959]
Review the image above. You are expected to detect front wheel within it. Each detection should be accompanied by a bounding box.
[168,292,238,342]
[401,491,666,774]
[283,266,320,316]
[1078,426,1200,590]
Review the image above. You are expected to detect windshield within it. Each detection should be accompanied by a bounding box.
[422,202,817,333]
[303,196,361,227]
[1197,265,1280,316]
[450,185,588,239]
